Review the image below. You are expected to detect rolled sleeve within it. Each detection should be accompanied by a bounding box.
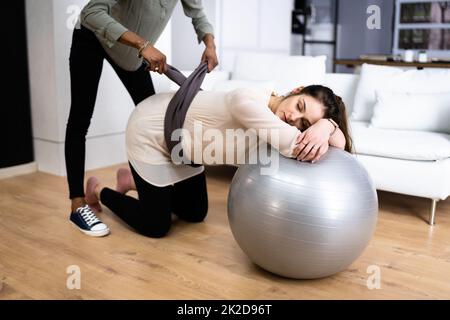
[80,0,128,48]
[181,0,214,43]
[102,21,128,46]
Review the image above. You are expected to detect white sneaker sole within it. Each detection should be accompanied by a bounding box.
[70,221,110,237]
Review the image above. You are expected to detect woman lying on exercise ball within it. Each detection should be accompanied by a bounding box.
[84,84,353,238]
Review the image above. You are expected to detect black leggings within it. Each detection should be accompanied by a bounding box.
[100,164,209,238]
[66,25,155,199]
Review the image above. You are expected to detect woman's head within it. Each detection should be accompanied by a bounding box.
[271,85,353,153]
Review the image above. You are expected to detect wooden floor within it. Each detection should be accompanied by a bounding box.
[0,164,449,300]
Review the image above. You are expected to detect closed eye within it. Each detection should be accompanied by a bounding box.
[298,99,311,129]
[298,99,308,113]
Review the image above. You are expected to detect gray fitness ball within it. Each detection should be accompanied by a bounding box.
[227,147,378,279]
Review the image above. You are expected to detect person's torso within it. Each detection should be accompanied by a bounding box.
[126,91,229,163]
[87,0,179,70]
[126,89,270,165]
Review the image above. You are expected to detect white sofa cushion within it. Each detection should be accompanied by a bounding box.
[351,64,450,121]
[355,154,450,200]
[371,91,450,134]
[391,68,450,92]
[351,121,450,161]
[231,52,326,95]
[322,73,360,115]
[212,79,275,92]
[351,64,404,121]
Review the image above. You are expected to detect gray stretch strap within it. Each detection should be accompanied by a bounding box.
[163,62,208,167]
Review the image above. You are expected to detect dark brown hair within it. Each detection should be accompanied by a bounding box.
[287,85,353,153]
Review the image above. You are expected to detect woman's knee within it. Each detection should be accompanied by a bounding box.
[65,117,92,137]
[140,223,171,238]
[194,203,209,222]
[176,203,209,223]
[189,211,208,223]
[140,228,170,238]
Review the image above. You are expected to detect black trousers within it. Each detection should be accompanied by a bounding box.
[100,164,209,238]
[66,25,155,199]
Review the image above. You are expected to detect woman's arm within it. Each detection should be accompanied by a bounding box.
[200,34,219,72]
[329,128,346,149]
[117,31,167,73]
[181,0,218,71]
[180,0,215,44]
[81,0,167,73]
[293,119,346,163]
[80,0,127,48]
[227,88,301,158]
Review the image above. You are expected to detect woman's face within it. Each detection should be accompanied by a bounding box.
[275,94,325,130]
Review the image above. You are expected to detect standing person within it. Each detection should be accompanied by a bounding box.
[67,0,219,237]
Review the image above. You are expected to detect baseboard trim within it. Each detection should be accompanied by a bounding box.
[0,162,38,180]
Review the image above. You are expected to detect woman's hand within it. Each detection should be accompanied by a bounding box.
[201,34,218,72]
[289,86,304,95]
[293,119,334,163]
[201,46,218,72]
[142,45,167,74]
[118,31,167,74]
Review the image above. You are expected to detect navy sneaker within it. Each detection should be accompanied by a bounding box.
[70,205,110,237]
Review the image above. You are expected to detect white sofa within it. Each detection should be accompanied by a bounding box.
[155,56,450,225]
[350,121,450,200]
[322,72,450,226]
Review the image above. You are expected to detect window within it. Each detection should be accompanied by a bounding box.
[393,0,450,57]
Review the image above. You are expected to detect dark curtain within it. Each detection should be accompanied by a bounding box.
[1,0,33,168]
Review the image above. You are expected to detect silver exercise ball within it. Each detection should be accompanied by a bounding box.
[227,147,378,279]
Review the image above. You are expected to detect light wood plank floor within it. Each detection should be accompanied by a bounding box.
[0,164,449,299]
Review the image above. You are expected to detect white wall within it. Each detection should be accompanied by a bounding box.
[171,0,294,72]
[26,0,171,176]
[336,0,395,73]
[171,0,219,70]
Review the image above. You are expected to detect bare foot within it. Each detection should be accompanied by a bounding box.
[116,168,133,194]
[85,177,102,213]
